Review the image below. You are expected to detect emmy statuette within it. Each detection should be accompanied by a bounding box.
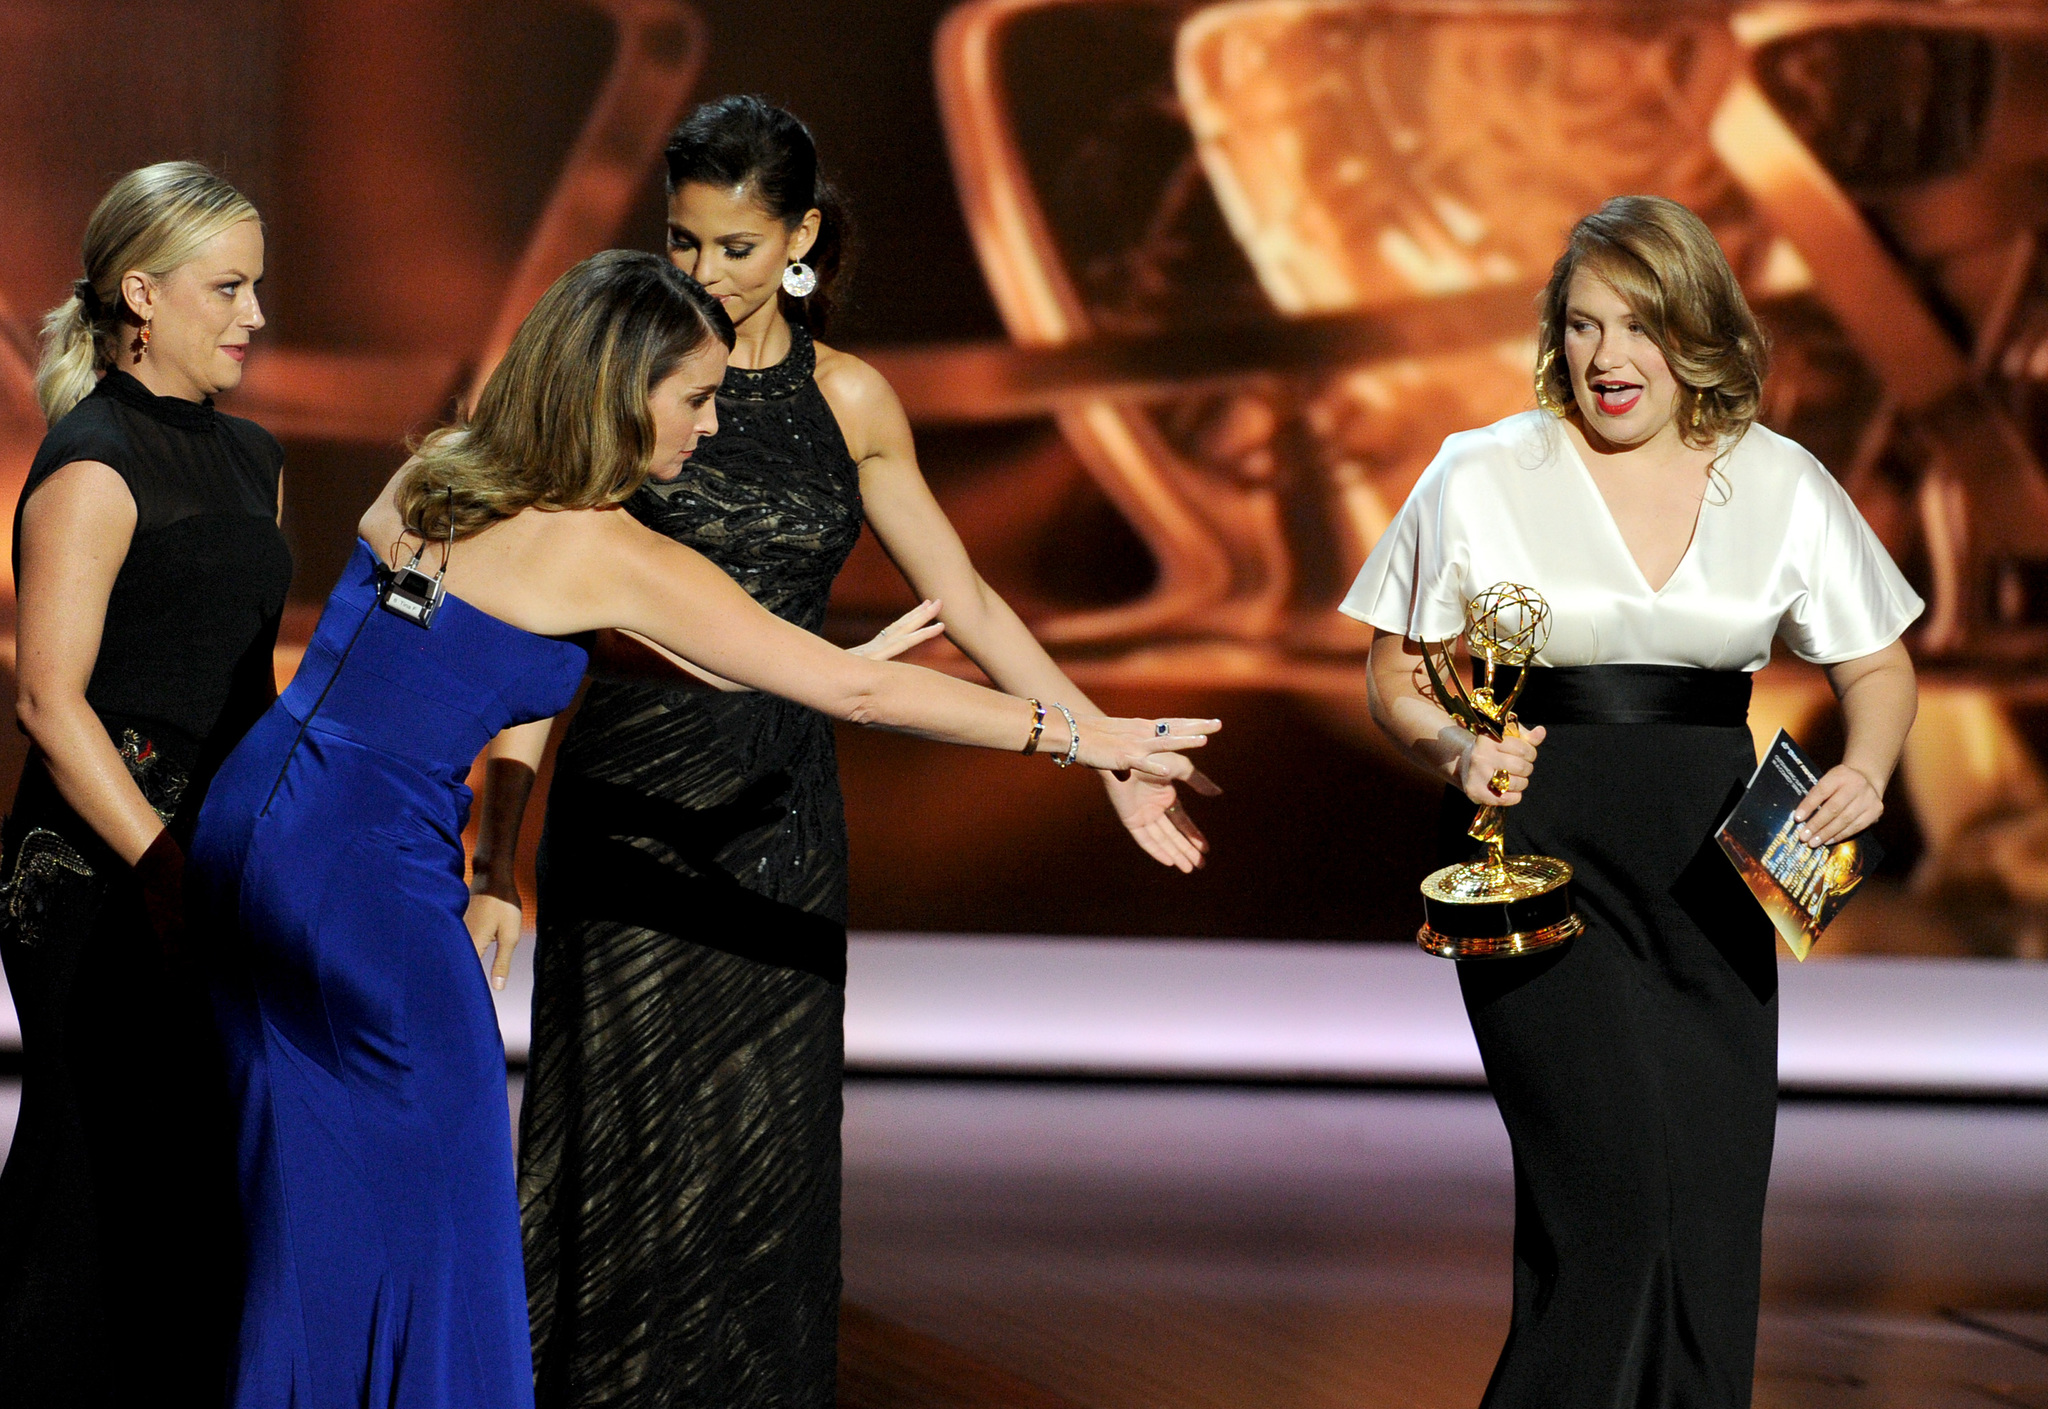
[1416,584,1584,959]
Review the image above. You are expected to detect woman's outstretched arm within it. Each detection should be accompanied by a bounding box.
[821,348,1213,871]
[586,514,1218,778]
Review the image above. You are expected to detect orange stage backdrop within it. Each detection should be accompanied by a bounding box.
[2,0,2046,950]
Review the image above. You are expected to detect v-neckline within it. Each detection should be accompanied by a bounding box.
[1554,428,1712,597]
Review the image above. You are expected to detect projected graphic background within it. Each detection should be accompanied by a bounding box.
[1,0,2045,950]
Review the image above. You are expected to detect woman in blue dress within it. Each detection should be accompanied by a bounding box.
[186,249,1216,1409]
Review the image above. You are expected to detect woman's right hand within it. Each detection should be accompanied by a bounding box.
[1070,716,1220,781]
[1455,724,1546,807]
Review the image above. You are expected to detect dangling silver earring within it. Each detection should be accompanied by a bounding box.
[781,261,818,299]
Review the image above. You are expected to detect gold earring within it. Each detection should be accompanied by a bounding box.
[133,319,151,363]
[1534,349,1568,417]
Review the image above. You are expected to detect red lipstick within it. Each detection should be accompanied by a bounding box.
[1591,382,1640,416]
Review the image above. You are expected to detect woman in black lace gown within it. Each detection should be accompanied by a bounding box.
[0,163,290,1406]
[470,99,1215,1407]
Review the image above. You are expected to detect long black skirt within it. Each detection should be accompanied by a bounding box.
[521,684,849,1409]
[1445,668,1780,1408]
[0,748,242,1408]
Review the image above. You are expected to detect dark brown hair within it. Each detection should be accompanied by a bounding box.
[664,95,853,332]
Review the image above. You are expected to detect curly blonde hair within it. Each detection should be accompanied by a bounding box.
[1534,195,1769,451]
[395,251,734,541]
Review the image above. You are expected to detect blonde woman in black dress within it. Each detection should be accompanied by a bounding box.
[468,98,1214,1407]
[1349,197,1919,1406]
[0,162,289,1405]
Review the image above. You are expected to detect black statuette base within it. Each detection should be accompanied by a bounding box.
[1418,876,1582,960]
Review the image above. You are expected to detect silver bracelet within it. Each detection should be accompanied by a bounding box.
[1051,702,1080,768]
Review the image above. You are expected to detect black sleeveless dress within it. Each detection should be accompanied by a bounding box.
[522,322,864,1409]
[0,369,293,1407]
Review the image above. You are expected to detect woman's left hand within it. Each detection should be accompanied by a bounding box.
[1101,768,1221,873]
[464,884,524,992]
[1794,764,1884,847]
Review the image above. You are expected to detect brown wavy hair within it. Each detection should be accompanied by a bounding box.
[1534,195,1769,452]
[396,251,734,541]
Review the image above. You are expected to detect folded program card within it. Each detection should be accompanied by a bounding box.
[1716,730,1884,961]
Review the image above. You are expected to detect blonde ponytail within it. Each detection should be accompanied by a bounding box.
[35,286,107,425]
[36,162,259,426]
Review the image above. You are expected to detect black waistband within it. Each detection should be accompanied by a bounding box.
[1498,664,1751,727]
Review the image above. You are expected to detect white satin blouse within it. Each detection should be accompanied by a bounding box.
[1341,411,1922,670]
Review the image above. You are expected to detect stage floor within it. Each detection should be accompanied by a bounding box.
[831,1081,2048,1408]
[3,1078,2041,1406]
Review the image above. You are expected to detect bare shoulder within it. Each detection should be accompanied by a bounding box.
[812,341,904,418]
[811,341,909,464]
[520,502,666,589]
[355,461,420,562]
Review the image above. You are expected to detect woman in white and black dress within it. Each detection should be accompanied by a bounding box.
[1349,196,1920,1406]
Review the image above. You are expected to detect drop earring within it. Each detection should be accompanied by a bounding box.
[133,319,152,364]
[1533,348,1568,417]
[781,261,818,299]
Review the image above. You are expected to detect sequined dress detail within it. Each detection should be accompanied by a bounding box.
[523,321,865,1408]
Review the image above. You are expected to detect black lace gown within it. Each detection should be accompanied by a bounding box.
[522,322,864,1409]
[0,369,292,1407]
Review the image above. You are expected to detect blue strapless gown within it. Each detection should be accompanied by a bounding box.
[189,540,588,1409]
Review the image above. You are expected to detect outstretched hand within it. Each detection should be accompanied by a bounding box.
[1074,715,1220,782]
[1794,764,1883,847]
[1102,765,1223,873]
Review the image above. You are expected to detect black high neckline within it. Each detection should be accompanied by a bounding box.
[722,321,815,404]
[99,368,217,431]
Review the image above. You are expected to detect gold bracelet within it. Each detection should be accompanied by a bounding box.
[1021,698,1046,756]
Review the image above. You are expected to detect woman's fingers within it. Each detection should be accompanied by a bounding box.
[1143,719,1220,753]
[1460,730,1541,806]
[891,598,942,631]
[1795,767,1883,847]
[490,931,521,992]
[1135,816,1200,872]
[880,622,946,657]
[1183,766,1223,799]
[853,600,944,660]
[1129,751,1194,782]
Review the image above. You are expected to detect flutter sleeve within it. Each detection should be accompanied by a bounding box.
[1776,458,1924,664]
[1338,439,1471,642]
